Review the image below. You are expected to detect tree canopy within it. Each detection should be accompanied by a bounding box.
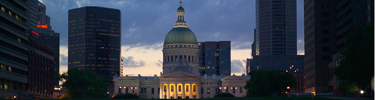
[335,23,374,96]
[59,67,109,99]
[245,70,296,97]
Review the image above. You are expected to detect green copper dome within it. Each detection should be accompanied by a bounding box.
[177,7,184,12]
[164,27,197,44]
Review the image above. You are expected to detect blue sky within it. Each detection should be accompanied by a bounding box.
[39,0,305,76]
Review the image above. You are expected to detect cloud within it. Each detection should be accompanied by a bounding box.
[231,60,245,73]
[297,50,305,55]
[59,45,68,74]
[155,60,163,67]
[121,56,146,68]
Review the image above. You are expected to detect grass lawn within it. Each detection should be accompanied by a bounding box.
[195,97,336,100]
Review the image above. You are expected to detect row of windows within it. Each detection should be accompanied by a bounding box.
[201,87,243,94]
[1,5,25,23]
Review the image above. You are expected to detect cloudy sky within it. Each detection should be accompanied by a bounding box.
[39,0,305,76]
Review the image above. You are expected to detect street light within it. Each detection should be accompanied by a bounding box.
[287,86,290,90]
[360,90,364,94]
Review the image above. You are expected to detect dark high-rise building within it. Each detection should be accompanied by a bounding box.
[304,0,335,94]
[0,0,38,99]
[328,0,373,95]
[36,1,60,87]
[28,33,54,98]
[304,0,338,93]
[254,0,297,56]
[247,0,304,93]
[68,7,121,84]
[304,0,374,94]
[198,41,231,76]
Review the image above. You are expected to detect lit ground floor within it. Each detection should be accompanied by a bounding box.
[113,71,250,99]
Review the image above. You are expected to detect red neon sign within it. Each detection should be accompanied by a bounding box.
[37,24,48,29]
[32,31,39,36]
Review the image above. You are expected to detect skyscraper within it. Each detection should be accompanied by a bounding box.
[198,41,231,76]
[304,0,374,94]
[0,0,38,98]
[36,1,60,87]
[304,0,337,93]
[247,0,304,93]
[68,7,121,84]
[248,0,301,71]
[254,0,296,56]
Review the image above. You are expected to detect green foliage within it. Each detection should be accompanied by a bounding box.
[112,93,138,99]
[214,93,235,98]
[59,67,109,99]
[338,81,359,96]
[245,70,296,97]
[334,23,374,96]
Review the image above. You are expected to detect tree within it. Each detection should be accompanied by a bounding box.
[245,70,296,97]
[335,23,374,96]
[59,68,109,99]
[112,93,138,99]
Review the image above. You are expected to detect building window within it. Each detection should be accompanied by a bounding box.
[171,86,174,92]
[201,88,204,94]
[193,85,196,92]
[233,87,235,93]
[118,88,121,94]
[158,88,160,94]
[207,88,210,94]
[178,85,181,92]
[152,88,154,94]
[186,85,189,92]
[240,87,243,93]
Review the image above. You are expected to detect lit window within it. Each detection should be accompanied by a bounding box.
[1,7,4,12]
[17,38,21,43]
[8,11,11,16]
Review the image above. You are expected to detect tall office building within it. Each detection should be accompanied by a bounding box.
[247,0,304,93]
[28,33,54,98]
[327,0,374,94]
[0,0,38,98]
[304,0,338,93]
[36,1,60,87]
[68,7,121,84]
[198,41,231,76]
[254,0,296,56]
[248,0,300,71]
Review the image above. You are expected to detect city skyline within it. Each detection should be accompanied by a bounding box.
[38,0,306,76]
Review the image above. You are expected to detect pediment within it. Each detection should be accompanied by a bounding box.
[161,71,200,79]
[221,76,248,81]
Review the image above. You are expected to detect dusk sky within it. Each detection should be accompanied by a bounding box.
[39,0,305,76]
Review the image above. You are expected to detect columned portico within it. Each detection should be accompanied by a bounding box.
[159,71,201,99]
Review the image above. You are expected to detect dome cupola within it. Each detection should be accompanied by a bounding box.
[164,1,197,45]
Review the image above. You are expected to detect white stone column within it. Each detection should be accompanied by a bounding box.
[167,83,170,99]
[189,83,193,98]
[135,87,139,95]
[182,83,185,99]
[160,84,163,99]
[174,84,177,99]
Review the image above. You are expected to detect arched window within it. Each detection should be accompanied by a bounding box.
[188,56,191,62]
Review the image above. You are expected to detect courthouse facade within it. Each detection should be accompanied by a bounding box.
[113,2,250,99]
